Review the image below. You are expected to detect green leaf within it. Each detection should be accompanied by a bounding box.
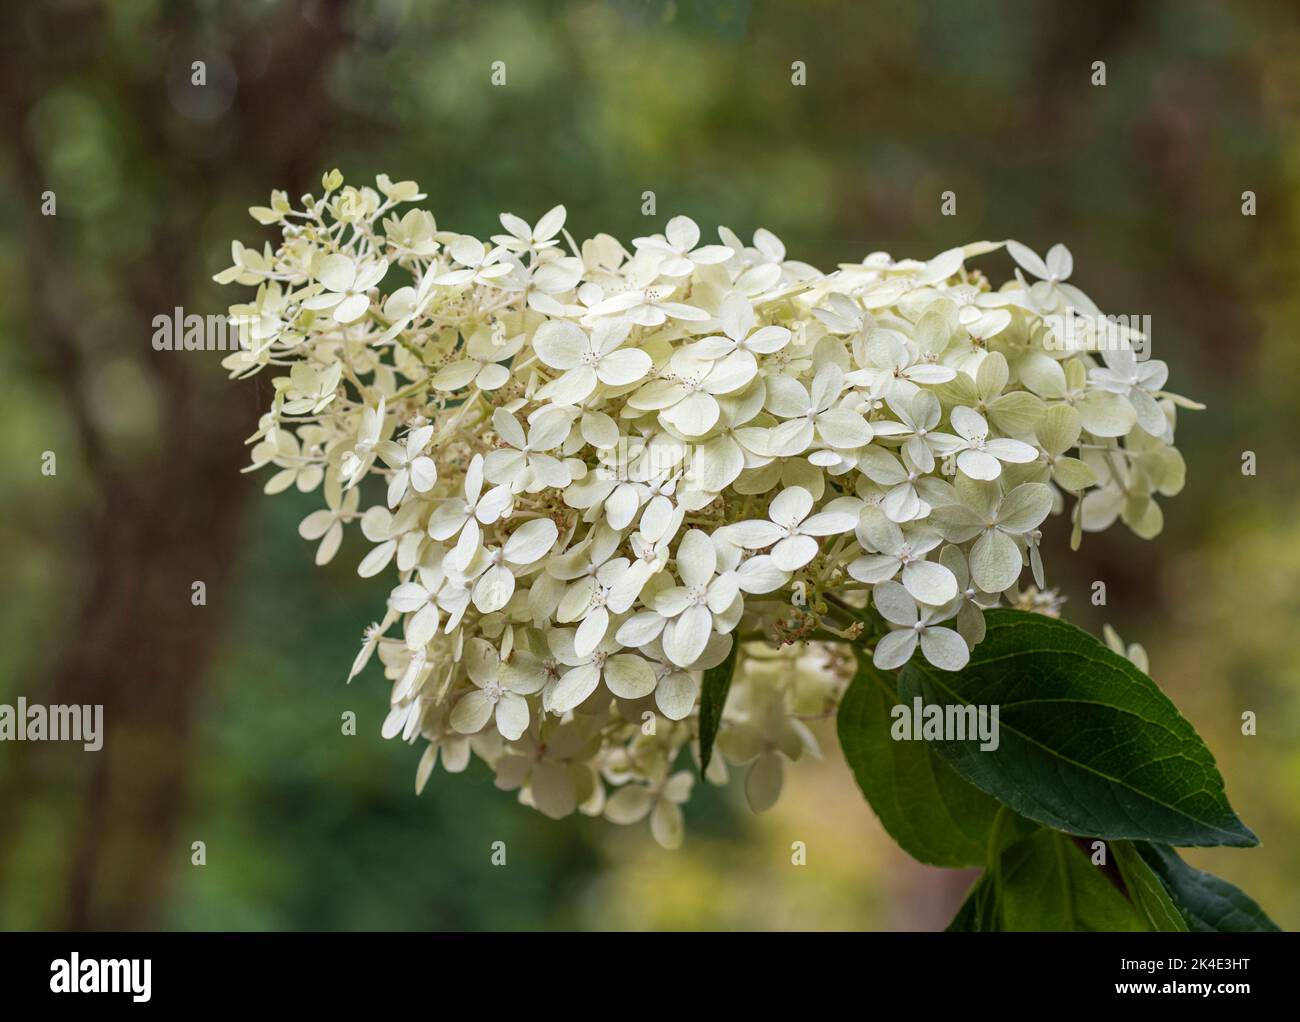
[946,809,1050,931]
[1135,842,1281,931]
[946,872,997,931]
[946,829,1155,931]
[899,609,1257,848]
[838,653,1002,866]
[1111,840,1188,931]
[697,637,738,773]
[991,828,1149,931]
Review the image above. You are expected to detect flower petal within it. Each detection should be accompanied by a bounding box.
[603,653,658,699]
[873,628,918,669]
[970,528,1023,593]
[532,320,588,370]
[919,626,970,671]
[663,604,712,668]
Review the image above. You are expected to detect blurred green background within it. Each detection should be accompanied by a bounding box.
[1,0,1297,930]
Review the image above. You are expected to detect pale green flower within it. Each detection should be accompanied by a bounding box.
[929,477,1053,593]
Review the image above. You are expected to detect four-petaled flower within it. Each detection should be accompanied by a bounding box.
[484,408,573,493]
[948,406,1038,480]
[870,580,969,671]
[722,486,858,571]
[533,317,653,404]
[929,478,1054,593]
[304,254,388,324]
[450,638,547,741]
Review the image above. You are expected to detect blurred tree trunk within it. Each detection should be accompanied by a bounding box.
[0,0,351,929]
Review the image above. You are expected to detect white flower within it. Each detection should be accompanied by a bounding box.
[856,446,935,523]
[940,544,1000,647]
[689,391,772,493]
[943,309,1013,376]
[449,639,546,741]
[615,529,741,668]
[722,486,857,571]
[389,568,444,650]
[303,254,388,324]
[340,400,385,488]
[871,580,969,671]
[298,478,360,565]
[255,426,322,494]
[643,634,732,721]
[377,424,438,508]
[846,323,956,400]
[587,282,711,327]
[887,390,961,475]
[1032,404,1097,491]
[483,408,573,493]
[948,406,1038,480]
[632,215,733,277]
[605,769,695,849]
[348,613,396,684]
[552,533,633,657]
[280,363,343,416]
[720,225,819,290]
[434,235,512,286]
[379,264,440,342]
[765,363,873,455]
[492,204,566,254]
[685,290,791,366]
[533,317,652,403]
[427,453,514,568]
[1005,240,1099,316]
[469,517,559,613]
[1088,347,1169,437]
[432,325,526,393]
[849,509,957,605]
[357,503,411,578]
[546,631,657,714]
[492,718,594,820]
[629,351,755,437]
[1103,623,1150,673]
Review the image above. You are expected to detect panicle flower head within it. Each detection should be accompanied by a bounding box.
[219,172,1196,847]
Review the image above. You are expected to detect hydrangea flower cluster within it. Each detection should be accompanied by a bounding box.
[218,172,1198,848]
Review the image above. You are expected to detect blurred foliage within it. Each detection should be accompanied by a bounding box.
[0,0,1298,930]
